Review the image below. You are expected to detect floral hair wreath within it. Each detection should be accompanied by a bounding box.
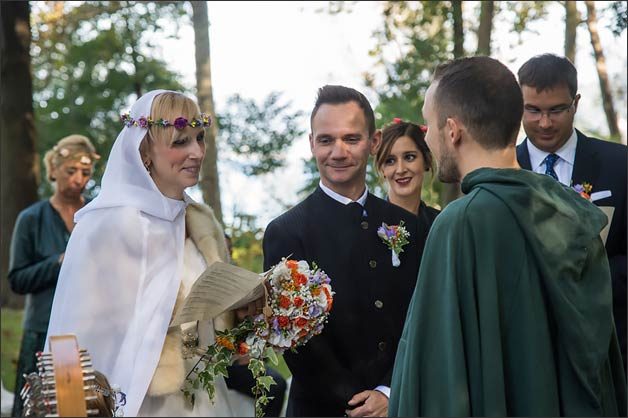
[392,117,427,133]
[120,113,212,130]
[52,145,101,164]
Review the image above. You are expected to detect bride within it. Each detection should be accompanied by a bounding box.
[46,90,254,416]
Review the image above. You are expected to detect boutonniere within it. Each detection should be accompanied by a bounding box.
[572,182,593,201]
[377,221,410,267]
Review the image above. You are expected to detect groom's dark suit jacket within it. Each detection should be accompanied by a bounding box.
[517,129,627,365]
[263,187,424,416]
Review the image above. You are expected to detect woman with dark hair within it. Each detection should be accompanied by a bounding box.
[375,119,440,236]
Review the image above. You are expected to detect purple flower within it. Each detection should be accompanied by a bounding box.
[138,116,148,128]
[308,304,322,317]
[271,317,281,333]
[573,184,584,193]
[310,271,322,285]
[174,117,188,130]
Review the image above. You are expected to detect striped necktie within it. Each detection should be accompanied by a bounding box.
[544,153,559,181]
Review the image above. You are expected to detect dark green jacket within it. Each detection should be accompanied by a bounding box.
[8,200,69,332]
[389,168,627,417]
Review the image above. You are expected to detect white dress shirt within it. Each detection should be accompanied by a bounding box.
[526,129,577,186]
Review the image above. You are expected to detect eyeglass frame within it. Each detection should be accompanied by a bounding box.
[523,94,580,121]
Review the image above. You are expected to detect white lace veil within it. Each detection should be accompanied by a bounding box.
[46,89,192,416]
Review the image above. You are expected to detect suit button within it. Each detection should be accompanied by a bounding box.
[374,300,383,309]
[369,260,377,268]
[360,221,369,229]
[378,341,386,351]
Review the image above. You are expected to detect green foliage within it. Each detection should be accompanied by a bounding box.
[31,1,188,198]
[218,92,305,176]
[1,308,23,393]
[608,1,627,36]
[226,212,264,273]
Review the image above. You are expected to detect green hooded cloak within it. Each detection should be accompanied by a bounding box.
[389,168,626,417]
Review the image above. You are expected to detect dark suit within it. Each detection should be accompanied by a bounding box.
[517,129,627,367]
[263,187,424,416]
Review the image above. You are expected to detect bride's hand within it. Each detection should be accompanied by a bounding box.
[235,296,265,320]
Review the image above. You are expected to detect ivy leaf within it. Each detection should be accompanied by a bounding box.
[264,347,278,366]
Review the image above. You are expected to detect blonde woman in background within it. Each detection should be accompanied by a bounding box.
[8,134,99,417]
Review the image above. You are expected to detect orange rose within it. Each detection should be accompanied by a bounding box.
[323,287,333,312]
[279,295,291,309]
[237,342,249,355]
[293,296,304,308]
[311,287,321,297]
[216,336,235,351]
[286,260,298,270]
[295,317,308,327]
[278,316,290,328]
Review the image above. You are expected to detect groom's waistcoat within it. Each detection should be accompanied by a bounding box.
[263,187,424,416]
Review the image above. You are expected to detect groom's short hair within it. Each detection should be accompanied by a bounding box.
[518,53,578,98]
[310,85,376,137]
[432,56,523,149]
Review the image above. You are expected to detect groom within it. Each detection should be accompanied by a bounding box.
[263,85,424,417]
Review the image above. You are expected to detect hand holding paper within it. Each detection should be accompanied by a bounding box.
[170,262,266,327]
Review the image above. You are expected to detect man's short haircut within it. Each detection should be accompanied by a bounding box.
[310,85,376,137]
[517,53,578,98]
[432,56,523,149]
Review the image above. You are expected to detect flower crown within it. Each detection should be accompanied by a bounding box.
[393,117,427,133]
[52,145,101,163]
[120,113,211,130]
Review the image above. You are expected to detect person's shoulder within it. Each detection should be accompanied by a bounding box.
[265,194,313,233]
[578,131,627,158]
[436,188,509,228]
[424,204,441,217]
[18,199,49,219]
[78,205,144,231]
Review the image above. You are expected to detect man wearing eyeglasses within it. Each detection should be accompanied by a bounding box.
[516,53,627,371]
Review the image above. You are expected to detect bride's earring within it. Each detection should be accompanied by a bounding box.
[144,160,151,173]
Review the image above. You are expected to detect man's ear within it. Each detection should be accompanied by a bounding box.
[370,129,382,155]
[445,117,462,146]
[309,133,314,153]
[573,93,581,113]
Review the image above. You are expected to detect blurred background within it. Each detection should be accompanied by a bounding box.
[1,0,626,407]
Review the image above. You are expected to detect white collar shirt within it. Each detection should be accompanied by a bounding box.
[527,129,577,186]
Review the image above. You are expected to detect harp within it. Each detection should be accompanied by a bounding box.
[20,334,118,417]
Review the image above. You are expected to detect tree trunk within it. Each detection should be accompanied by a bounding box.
[191,1,223,224]
[476,1,494,55]
[585,0,621,140]
[440,0,465,207]
[1,2,39,308]
[564,1,579,64]
[452,0,464,58]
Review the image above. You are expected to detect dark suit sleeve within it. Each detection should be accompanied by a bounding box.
[263,218,363,406]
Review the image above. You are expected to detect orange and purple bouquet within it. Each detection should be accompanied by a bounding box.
[184,257,333,417]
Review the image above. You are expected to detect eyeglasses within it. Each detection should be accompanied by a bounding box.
[524,97,576,122]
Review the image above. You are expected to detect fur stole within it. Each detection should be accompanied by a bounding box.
[146,202,235,397]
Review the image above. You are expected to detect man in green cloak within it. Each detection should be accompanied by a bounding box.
[389,56,626,417]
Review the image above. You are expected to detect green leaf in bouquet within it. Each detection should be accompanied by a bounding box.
[257,375,276,391]
[248,357,266,376]
[264,346,279,366]
[214,360,229,377]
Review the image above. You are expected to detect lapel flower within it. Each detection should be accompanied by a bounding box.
[377,220,410,267]
[572,182,593,201]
